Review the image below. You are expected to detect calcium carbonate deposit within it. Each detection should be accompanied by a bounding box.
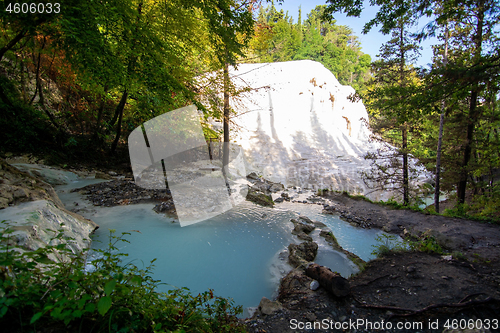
[209,60,376,197]
[217,60,386,199]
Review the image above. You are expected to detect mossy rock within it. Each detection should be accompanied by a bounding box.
[246,188,274,207]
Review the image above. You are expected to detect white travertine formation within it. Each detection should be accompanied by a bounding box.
[225,60,383,198]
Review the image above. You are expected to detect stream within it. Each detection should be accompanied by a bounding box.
[54,174,386,316]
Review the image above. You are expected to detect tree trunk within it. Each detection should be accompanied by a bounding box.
[434,23,449,213]
[93,85,109,144]
[110,89,128,154]
[457,0,484,205]
[434,111,445,212]
[32,37,59,130]
[402,125,409,205]
[306,263,350,297]
[0,29,27,61]
[398,23,409,206]
[222,61,230,190]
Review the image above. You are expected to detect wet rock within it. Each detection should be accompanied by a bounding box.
[293,223,315,235]
[95,171,112,180]
[312,221,327,228]
[274,197,284,203]
[322,204,336,214]
[280,268,313,294]
[246,188,274,207]
[298,215,313,224]
[153,202,175,214]
[288,241,318,267]
[296,232,313,242]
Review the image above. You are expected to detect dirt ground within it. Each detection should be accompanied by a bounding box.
[244,192,500,333]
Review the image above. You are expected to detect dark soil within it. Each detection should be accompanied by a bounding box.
[244,192,500,333]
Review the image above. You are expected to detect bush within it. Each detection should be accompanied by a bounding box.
[0,225,245,332]
[371,233,444,257]
[371,234,408,257]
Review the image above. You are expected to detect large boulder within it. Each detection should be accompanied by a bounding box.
[0,159,63,209]
[0,200,97,261]
[0,159,98,262]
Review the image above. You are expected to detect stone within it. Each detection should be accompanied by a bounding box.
[296,232,313,242]
[298,215,313,224]
[95,171,112,180]
[312,221,327,228]
[12,187,28,199]
[246,188,274,207]
[0,160,64,208]
[292,222,315,235]
[246,172,260,181]
[305,312,317,321]
[310,280,320,291]
[0,200,97,262]
[268,183,284,193]
[257,297,283,316]
[288,241,318,267]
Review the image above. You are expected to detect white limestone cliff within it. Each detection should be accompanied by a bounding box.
[219,60,388,200]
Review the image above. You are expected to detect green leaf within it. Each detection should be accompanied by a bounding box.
[30,312,44,324]
[104,280,116,296]
[35,255,54,264]
[98,296,112,316]
[85,303,95,313]
[73,309,83,318]
[130,275,142,286]
[0,306,8,318]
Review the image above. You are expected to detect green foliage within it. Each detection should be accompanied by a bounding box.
[0,225,245,332]
[409,235,444,254]
[371,234,408,257]
[371,233,444,257]
[247,5,371,93]
[0,76,58,153]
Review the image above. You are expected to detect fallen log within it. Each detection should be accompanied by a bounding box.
[305,263,350,297]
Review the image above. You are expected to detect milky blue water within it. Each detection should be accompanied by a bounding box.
[56,178,385,316]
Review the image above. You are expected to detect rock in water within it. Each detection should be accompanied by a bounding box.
[245,187,274,207]
[288,241,318,267]
[306,263,350,297]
